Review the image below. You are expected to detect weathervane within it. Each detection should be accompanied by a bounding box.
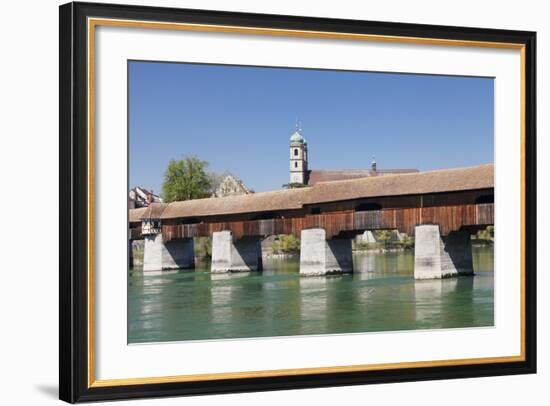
[294,118,302,133]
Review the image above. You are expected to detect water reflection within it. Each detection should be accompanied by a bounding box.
[128,246,494,343]
[299,275,329,334]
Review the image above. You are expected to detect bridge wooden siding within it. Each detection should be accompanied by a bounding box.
[160,203,493,242]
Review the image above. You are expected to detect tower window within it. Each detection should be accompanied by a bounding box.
[294,148,298,156]
[294,162,298,168]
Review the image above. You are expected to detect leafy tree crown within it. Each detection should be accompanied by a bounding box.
[162,155,212,202]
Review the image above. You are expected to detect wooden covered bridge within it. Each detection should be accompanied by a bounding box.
[129,164,494,278]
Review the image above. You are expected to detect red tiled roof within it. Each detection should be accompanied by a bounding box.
[306,168,419,185]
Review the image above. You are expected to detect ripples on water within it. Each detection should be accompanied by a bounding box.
[128,246,494,344]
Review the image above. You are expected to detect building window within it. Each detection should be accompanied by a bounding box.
[294,161,298,168]
[294,148,298,156]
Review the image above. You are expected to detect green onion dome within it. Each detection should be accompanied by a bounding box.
[290,130,304,144]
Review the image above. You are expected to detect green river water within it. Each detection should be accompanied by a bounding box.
[128,246,494,344]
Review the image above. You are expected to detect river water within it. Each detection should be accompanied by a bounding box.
[128,246,494,344]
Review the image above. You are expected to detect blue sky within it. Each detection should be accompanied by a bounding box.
[129,61,493,194]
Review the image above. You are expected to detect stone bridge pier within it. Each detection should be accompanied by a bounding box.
[143,234,195,271]
[414,225,474,279]
[299,228,353,276]
[211,231,263,273]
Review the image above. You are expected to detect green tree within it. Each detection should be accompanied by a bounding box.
[374,230,392,248]
[162,155,212,202]
[194,237,212,258]
[401,234,415,249]
[272,234,301,254]
[476,225,494,242]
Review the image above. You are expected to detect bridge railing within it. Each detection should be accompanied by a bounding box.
[476,203,494,225]
[161,203,494,242]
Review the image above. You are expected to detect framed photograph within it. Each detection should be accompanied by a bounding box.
[59,1,537,403]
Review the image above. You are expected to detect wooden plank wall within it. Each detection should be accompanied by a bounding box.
[162,203,494,242]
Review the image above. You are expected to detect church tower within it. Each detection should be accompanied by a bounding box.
[289,124,308,185]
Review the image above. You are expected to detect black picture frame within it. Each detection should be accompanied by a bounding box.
[59,1,537,403]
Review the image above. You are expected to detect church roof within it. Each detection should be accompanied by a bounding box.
[306,168,419,185]
[212,174,252,197]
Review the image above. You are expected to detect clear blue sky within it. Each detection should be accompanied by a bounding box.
[129,61,493,194]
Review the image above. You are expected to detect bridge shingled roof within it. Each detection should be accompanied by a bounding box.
[158,188,308,219]
[304,164,493,205]
[129,206,148,223]
[130,164,494,220]
[140,203,170,220]
[306,168,419,185]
